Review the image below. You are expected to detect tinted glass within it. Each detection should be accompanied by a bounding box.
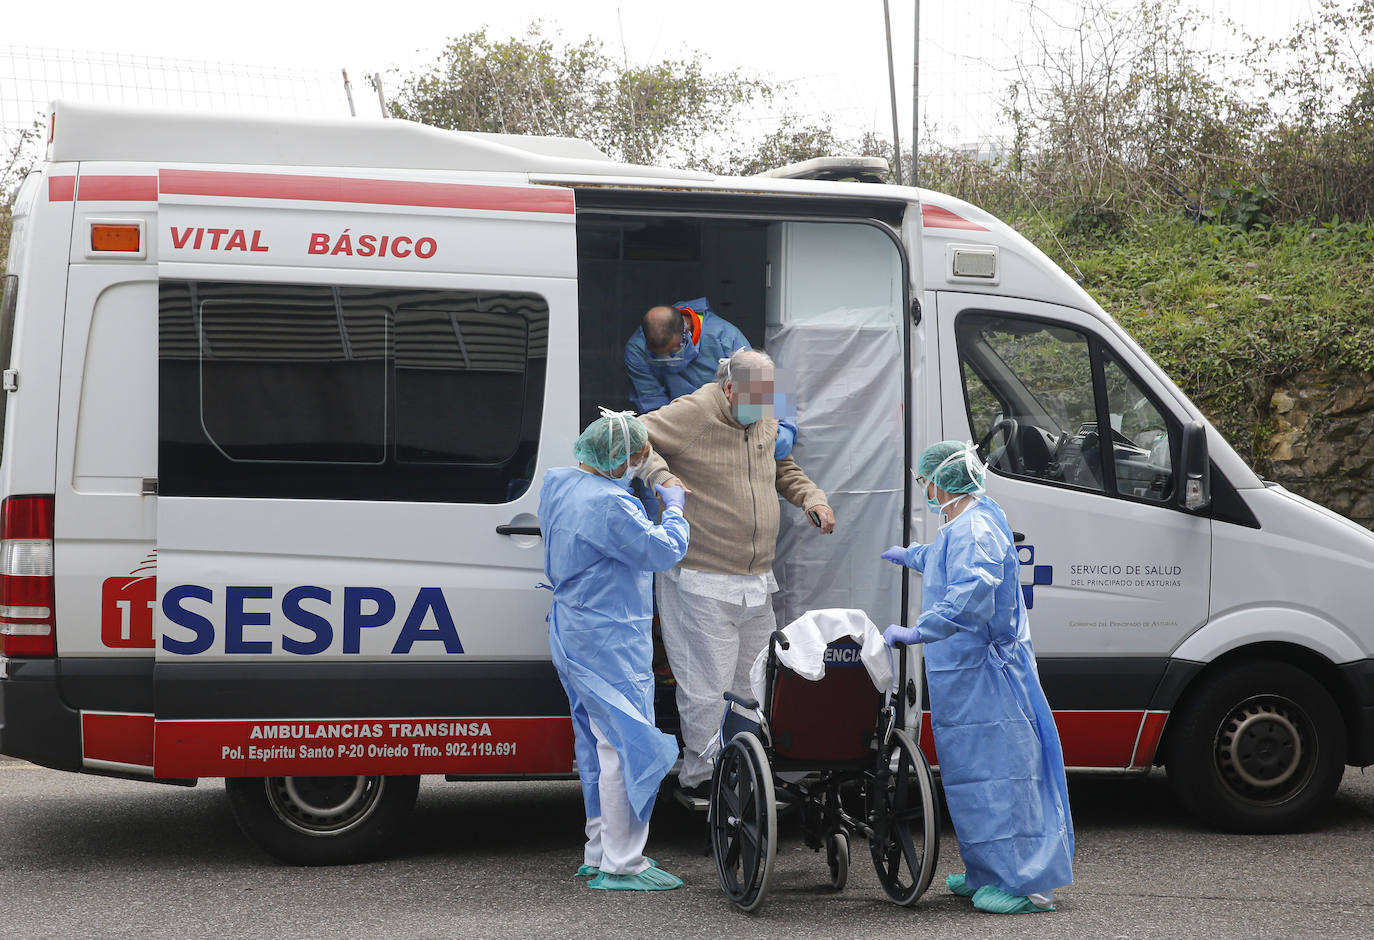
[159,281,548,502]
[956,313,1103,491]
[1103,351,1174,501]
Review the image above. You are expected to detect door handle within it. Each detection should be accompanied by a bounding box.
[1013,531,1026,543]
[496,524,542,537]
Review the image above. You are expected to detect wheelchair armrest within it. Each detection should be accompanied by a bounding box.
[723,690,760,710]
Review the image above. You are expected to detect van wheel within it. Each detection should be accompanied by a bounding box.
[1165,663,1344,833]
[225,775,420,865]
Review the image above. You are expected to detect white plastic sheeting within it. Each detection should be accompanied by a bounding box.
[767,305,907,630]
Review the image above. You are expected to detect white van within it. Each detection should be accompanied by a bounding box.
[2,101,1371,863]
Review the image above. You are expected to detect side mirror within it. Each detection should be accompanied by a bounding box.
[1177,420,1211,511]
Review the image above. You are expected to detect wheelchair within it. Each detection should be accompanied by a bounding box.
[707,632,940,912]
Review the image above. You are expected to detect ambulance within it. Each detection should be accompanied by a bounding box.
[2,100,1371,864]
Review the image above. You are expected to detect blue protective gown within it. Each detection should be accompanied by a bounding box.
[903,496,1074,896]
[539,466,691,823]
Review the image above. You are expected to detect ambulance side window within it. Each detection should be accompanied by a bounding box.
[159,280,547,503]
[1102,349,1175,502]
[955,311,1177,505]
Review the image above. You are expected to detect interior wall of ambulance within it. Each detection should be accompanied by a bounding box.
[574,216,906,640]
[765,222,905,636]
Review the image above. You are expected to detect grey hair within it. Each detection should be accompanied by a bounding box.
[715,348,774,387]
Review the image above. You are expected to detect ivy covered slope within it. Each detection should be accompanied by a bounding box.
[1021,214,1374,526]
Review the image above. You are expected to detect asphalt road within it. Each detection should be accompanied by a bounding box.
[1,757,1371,939]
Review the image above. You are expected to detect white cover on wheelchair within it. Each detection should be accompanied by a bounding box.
[748,608,893,705]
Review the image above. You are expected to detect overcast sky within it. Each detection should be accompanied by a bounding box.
[1,0,1332,150]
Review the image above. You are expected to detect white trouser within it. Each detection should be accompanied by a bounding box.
[656,575,777,788]
[582,720,651,876]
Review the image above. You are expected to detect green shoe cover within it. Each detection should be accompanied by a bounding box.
[576,857,656,878]
[946,873,976,897]
[587,866,683,891]
[972,884,1054,914]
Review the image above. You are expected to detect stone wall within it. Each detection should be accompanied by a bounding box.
[1265,369,1374,530]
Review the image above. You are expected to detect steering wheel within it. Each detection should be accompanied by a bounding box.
[977,418,1024,475]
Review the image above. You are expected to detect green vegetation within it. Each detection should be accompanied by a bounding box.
[1012,213,1374,468]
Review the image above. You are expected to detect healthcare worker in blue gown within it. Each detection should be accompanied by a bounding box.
[623,297,797,457]
[539,409,691,891]
[881,440,1074,915]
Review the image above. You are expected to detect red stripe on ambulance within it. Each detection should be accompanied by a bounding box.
[921,204,989,231]
[81,712,155,769]
[152,716,575,778]
[77,176,159,202]
[48,176,76,201]
[918,709,1154,769]
[158,169,575,214]
[1130,711,1169,767]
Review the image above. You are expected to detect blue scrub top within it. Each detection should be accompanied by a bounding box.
[623,302,750,413]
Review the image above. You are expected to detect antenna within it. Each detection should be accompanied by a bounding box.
[341,69,357,117]
[373,73,387,117]
[912,0,920,187]
[883,0,905,185]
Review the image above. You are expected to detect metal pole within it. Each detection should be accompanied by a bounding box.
[912,0,920,188]
[341,69,357,117]
[883,0,905,185]
[374,73,388,117]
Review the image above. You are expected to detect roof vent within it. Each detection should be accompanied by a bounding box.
[757,156,890,184]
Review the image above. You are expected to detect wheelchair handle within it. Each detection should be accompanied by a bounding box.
[892,640,911,727]
[723,690,761,710]
[770,630,790,652]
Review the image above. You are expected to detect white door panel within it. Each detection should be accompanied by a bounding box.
[935,291,1211,658]
[55,267,159,658]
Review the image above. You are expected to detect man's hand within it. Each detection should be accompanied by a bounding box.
[807,505,836,534]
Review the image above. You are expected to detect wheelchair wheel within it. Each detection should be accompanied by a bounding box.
[709,731,777,912]
[824,830,849,890]
[868,729,940,906]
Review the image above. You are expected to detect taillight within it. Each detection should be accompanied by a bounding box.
[0,495,55,657]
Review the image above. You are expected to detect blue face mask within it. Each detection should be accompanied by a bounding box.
[733,402,767,426]
[926,495,942,514]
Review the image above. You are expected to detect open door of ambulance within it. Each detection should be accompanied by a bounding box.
[152,168,580,780]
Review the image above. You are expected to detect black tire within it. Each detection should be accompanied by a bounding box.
[867,729,940,906]
[225,775,420,865]
[1166,662,1346,833]
[824,830,850,890]
[709,732,777,912]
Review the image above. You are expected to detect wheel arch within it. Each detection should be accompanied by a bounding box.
[1155,641,1363,768]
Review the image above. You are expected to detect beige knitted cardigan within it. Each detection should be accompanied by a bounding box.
[640,383,828,575]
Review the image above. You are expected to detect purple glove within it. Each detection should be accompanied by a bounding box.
[654,483,686,513]
[883,624,920,648]
[881,545,908,566]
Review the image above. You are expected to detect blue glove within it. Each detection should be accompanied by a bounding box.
[774,420,798,459]
[654,483,686,513]
[881,545,909,566]
[883,624,920,648]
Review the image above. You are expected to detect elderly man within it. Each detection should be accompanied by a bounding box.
[623,299,797,458]
[640,348,835,795]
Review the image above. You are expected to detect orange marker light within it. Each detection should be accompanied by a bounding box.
[91,224,141,252]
